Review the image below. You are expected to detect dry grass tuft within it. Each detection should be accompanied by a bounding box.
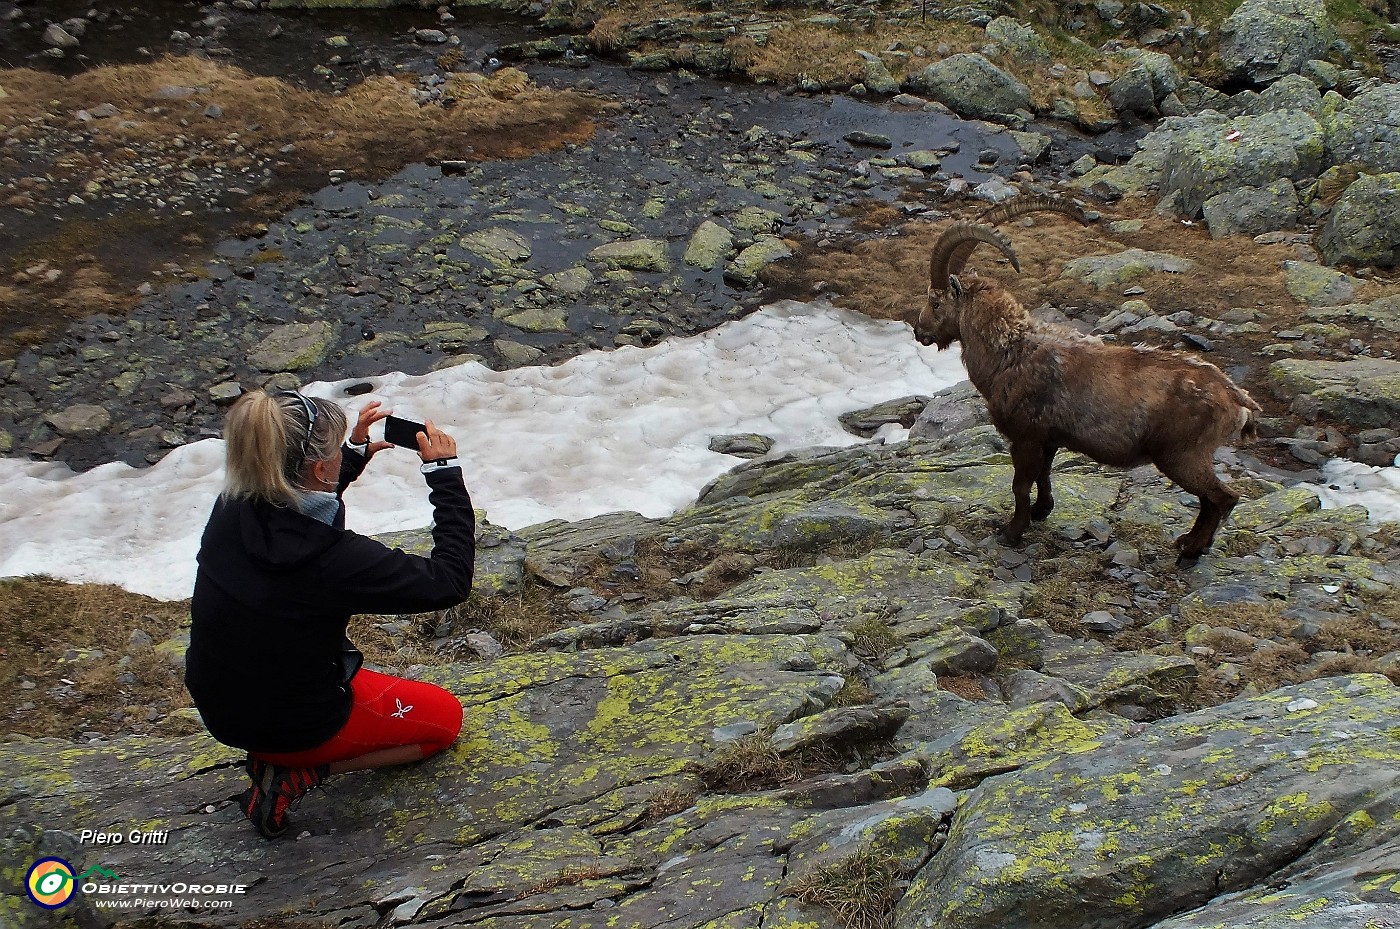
[937,674,988,701]
[786,850,907,929]
[699,733,802,792]
[1315,616,1400,655]
[645,782,699,822]
[831,677,875,707]
[0,576,191,739]
[848,612,903,663]
[516,865,610,899]
[443,586,561,653]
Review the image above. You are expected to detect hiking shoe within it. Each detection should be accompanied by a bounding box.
[238,759,329,839]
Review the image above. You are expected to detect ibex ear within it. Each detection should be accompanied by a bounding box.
[948,275,963,298]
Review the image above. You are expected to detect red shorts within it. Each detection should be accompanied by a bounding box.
[252,668,463,768]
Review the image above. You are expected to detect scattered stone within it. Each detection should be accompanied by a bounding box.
[43,23,80,49]
[1317,171,1400,268]
[709,434,775,458]
[683,221,735,271]
[723,237,792,286]
[1283,259,1361,307]
[588,238,670,273]
[1061,249,1195,288]
[46,404,111,439]
[247,322,335,372]
[1201,178,1298,238]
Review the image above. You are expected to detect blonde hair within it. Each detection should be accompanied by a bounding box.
[222,390,348,507]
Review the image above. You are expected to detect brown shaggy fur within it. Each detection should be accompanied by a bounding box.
[916,271,1260,561]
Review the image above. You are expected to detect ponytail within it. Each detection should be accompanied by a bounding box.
[222,390,348,507]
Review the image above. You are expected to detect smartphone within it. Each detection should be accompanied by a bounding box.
[382,415,426,449]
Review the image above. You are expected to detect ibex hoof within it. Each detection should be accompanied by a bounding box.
[1030,502,1054,521]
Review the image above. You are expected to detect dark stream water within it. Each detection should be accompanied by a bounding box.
[0,0,1074,469]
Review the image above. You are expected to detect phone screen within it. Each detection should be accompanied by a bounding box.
[382,416,425,449]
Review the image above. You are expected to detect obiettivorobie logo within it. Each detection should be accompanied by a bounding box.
[25,859,121,909]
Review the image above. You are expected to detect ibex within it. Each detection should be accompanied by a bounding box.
[914,196,1260,562]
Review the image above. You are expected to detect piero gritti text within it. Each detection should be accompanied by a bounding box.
[79,828,170,845]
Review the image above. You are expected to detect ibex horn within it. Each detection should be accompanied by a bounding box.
[944,196,1091,279]
[929,222,1020,292]
[976,194,1090,227]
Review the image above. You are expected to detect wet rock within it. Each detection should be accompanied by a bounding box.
[415,29,449,44]
[1161,109,1324,217]
[1283,259,1361,306]
[1270,356,1400,428]
[902,54,1031,122]
[1218,0,1336,86]
[844,130,893,149]
[494,339,545,365]
[1061,248,1195,288]
[248,321,335,372]
[588,238,670,273]
[46,404,111,439]
[1202,178,1298,238]
[1317,172,1400,268]
[459,227,532,267]
[723,237,792,286]
[540,266,593,296]
[43,23,80,49]
[682,220,735,271]
[709,434,775,458]
[423,322,488,353]
[497,305,568,334]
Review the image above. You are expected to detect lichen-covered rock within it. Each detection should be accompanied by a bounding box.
[839,395,932,438]
[1283,259,1361,307]
[984,17,1050,65]
[1320,83,1400,174]
[588,238,671,272]
[1270,356,1400,428]
[902,54,1031,122]
[1218,0,1337,86]
[897,675,1400,929]
[1317,171,1400,268]
[459,226,533,267]
[247,320,335,372]
[1060,248,1196,288]
[1242,73,1323,116]
[723,236,792,286]
[1202,178,1298,238]
[1109,64,1157,115]
[1305,293,1400,332]
[1161,109,1324,217]
[683,220,735,271]
[856,50,901,95]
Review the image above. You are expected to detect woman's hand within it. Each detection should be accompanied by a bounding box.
[415,420,458,462]
[350,401,394,457]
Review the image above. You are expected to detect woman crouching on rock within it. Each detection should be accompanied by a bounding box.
[186,389,474,839]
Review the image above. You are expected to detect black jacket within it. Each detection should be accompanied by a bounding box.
[185,448,475,753]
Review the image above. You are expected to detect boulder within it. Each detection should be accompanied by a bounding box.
[588,238,671,272]
[902,54,1031,122]
[984,16,1051,65]
[1160,109,1324,217]
[897,675,1400,929]
[1270,356,1400,428]
[1109,64,1157,115]
[723,236,792,286]
[1201,177,1299,238]
[1218,0,1337,86]
[1321,84,1400,175]
[856,51,901,95]
[1284,259,1361,307]
[1242,73,1323,116]
[682,220,735,271]
[1317,172,1400,268]
[247,321,335,372]
[1060,248,1196,288]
